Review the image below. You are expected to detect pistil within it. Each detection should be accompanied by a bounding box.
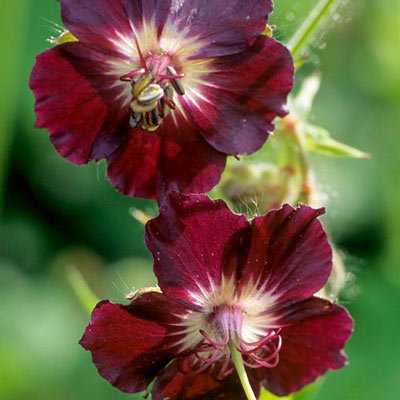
[229,340,257,400]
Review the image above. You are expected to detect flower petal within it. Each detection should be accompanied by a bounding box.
[80,293,191,393]
[30,42,128,164]
[260,298,354,396]
[145,192,250,301]
[60,0,272,59]
[123,0,173,37]
[183,36,294,155]
[107,114,226,199]
[60,0,131,55]
[242,204,332,303]
[152,360,261,400]
[168,0,273,58]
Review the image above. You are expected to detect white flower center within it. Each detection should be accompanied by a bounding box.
[172,275,283,375]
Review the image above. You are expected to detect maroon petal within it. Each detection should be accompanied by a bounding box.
[145,192,250,301]
[183,36,294,155]
[60,0,132,56]
[242,204,332,303]
[168,0,273,58]
[107,114,226,199]
[29,42,128,164]
[123,0,173,38]
[80,293,191,393]
[106,128,160,199]
[260,298,354,396]
[152,360,261,400]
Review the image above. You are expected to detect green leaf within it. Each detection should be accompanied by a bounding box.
[304,124,371,159]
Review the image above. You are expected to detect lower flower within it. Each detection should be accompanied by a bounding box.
[80,193,353,399]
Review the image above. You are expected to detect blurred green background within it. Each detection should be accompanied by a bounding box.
[0,1,399,399]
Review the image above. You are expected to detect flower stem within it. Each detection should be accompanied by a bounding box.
[229,341,257,400]
[293,127,315,205]
[288,0,339,60]
[64,265,99,315]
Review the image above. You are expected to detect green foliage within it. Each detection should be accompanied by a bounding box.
[0,1,30,213]
[304,124,370,158]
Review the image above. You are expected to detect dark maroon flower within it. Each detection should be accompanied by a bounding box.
[80,193,353,398]
[30,0,294,199]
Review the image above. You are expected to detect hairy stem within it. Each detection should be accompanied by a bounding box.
[229,341,257,400]
[288,0,339,60]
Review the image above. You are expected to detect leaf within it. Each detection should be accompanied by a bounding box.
[304,124,371,159]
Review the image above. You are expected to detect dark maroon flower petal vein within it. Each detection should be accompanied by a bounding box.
[260,299,354,396]
[60,0,133,56]
[185,36,294,155]
[168,0,273,58]
[145,192,250,300]
[60,0,273,59]
[242,203,332,304]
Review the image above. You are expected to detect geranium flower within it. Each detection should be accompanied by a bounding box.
[80,193,353,398]
[30,0,294,199]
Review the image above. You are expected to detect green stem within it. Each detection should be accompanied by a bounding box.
[294,125,322,206]
[288,0,339,60]
[64,265,99,314]
[229,341,257,400]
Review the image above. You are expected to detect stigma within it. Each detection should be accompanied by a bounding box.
[120,38,185,132]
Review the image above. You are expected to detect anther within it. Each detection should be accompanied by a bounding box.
[166,66,185,96]
[137,84,164,105]
[130,99,158,113]
[132,73,155,99]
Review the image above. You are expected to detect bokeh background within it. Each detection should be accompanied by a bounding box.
[1,0,399,399]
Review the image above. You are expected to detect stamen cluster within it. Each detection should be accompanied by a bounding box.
[193,304,282,376]
[120,40,185,132]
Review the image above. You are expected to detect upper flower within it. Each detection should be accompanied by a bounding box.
[30,0,294,199]
[80,193,353,398]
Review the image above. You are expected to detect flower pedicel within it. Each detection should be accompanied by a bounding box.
[30,0,294,199]
[80,193,353,399]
